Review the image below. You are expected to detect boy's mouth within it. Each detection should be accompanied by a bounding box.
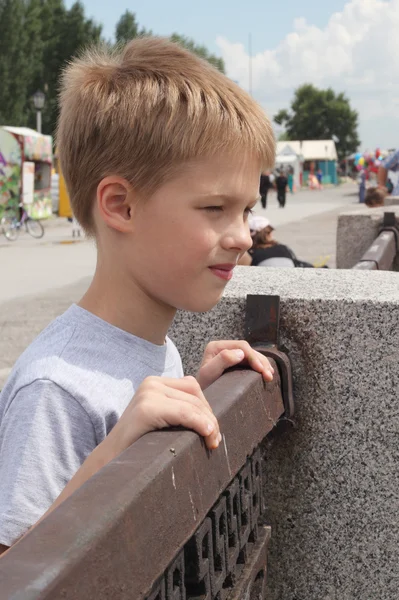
[208,264,236,281]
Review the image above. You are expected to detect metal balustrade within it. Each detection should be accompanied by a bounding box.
[0,296,293,600]
[353,212,399,270]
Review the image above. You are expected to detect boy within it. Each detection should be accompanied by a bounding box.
[0,38,275,554]
[365,186,386,208]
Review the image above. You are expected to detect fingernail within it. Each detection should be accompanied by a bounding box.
[234,350,245,359]
[218,433,222,443]
[207,423,214,434]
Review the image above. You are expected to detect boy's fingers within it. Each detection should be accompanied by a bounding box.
[246,352,274,381]
[163,387,219,437]
[160,401,221,449]
[161,376,216,414]
[197,349,245,390]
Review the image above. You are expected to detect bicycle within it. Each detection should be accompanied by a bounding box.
[1,204,44,241]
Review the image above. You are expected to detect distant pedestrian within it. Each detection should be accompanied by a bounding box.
[359,170,366,204]
[316,169,323,189]
[276,171,288,208]
[71,216,82,238]
[259,173,271,209]
[287,168,294,194]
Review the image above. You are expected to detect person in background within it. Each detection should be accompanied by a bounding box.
[359,169,366,203]
[238,215,314,268]
[259,172,271,209]
[287,167,294,194]
[276,170,288,208]
[316,168,323,190]
[365,187,386,208]
[378,149,399,196]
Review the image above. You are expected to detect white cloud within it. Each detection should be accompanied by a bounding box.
[216,0,399,148]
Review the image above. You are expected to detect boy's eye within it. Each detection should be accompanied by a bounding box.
[204,206,224,212]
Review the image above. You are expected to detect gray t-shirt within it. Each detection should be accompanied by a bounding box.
[0,304,184,546]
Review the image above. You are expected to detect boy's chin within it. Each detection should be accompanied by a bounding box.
[178,291,224,314]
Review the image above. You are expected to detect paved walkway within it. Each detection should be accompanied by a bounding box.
[0,183,359,387]
[254,184,358,267]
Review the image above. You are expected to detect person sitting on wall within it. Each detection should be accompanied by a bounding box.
[365,187,386,208]
[378,148,399,197]
[239,215,314,268]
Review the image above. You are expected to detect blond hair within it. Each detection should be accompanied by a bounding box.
[57,37,275,234]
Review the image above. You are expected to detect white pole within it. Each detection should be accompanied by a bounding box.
[36,110,42,134]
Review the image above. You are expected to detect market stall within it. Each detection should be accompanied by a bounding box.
[0,126,53,219]
[275,143,302,190]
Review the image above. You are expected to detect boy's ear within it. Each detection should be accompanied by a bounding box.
[96,176,136,233]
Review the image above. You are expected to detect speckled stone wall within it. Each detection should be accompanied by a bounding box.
[169,267,399,600]
[336,207,399,269]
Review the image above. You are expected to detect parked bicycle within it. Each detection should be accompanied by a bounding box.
[1,204,44,241]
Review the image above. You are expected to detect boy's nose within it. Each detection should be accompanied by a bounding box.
[223,222,253,253]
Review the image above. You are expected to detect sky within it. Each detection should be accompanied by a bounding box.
[66,0,399,150]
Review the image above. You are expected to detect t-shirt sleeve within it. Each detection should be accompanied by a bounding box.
[0,380,97,546]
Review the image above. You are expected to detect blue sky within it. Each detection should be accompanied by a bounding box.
[65,1,399,150]
[66,0,349,55]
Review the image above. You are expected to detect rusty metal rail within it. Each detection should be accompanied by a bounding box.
[353,212,399,270]
[0,296,293,600]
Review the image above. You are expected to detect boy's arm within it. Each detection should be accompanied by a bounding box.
[0,380,98,549]
[0,376,220,555]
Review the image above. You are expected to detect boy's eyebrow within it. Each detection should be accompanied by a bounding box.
[198,193,260,205]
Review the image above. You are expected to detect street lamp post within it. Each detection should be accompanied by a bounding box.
[32,90,45,134]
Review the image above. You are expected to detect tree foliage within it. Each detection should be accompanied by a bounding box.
[274,84,360,159]
[0,0,102,133]
[0,2,225,136]
[115,10,151,45]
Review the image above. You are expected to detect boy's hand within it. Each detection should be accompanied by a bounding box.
[106,376,221,452]
[196,340,274,390]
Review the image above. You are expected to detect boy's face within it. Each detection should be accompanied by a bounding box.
[125,154,259,312]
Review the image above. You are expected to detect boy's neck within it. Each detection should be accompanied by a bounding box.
[78,267,176,346]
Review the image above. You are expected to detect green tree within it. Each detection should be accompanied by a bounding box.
[274,84,360,159]
[116,10,139,44]
[43,1,102,132]
[170,33,225,73]
[115,10,151,45]
[0,0,30,125]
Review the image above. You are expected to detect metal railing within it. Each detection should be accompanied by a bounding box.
[353,212,399,270]
[0,296,293,600]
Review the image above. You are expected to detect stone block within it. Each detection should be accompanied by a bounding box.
[336,207,399,269]
[169,267,399,600]
[384,195,399,207]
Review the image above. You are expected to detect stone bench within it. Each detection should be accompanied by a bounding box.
[2,268,399,599]
[170,267,399,599]
[336,206,399,268]
[0,296,291,600]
